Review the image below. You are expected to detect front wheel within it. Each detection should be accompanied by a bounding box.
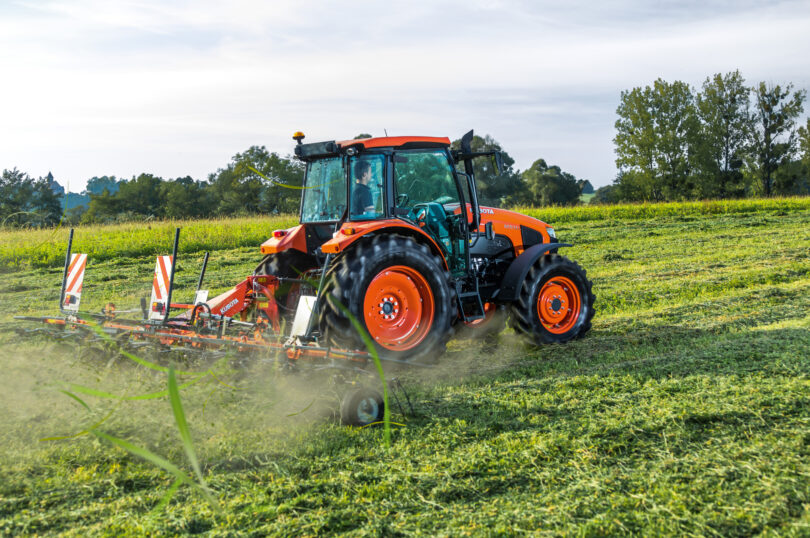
[509,254,595,344]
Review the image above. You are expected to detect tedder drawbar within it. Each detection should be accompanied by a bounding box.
[17,129,596,426]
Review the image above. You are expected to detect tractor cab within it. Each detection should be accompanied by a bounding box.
[276,133,487,277]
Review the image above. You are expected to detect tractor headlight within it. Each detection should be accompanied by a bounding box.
[547,228,557,241]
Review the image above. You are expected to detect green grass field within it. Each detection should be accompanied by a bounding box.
[1,198,809,535]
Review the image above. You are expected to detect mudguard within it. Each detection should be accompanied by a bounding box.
[494,243,572,302]
[260,225,308,255]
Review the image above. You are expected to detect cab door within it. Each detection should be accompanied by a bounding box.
[391,149,469,275]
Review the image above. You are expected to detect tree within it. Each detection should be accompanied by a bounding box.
[748,82,806,195]
[83,173,165,222]
[614,86,658,199]
[32,174,63,225]
[160,176,213,219]
[354,133,373,139]
[450,134,522,206]
[520,159,581,206]
[209,146,304,216]
[0,168,62,226]
[578,179,594,194]
[82,190,121,222]
[694,71,752,198]
[614,79,699,200]
[84,176,120,196]
[590,184,620,204]
[117,174,165,217]
[653,80,700,198]
[799,118,810,172]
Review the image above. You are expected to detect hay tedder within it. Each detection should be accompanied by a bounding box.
[17,130,595,426]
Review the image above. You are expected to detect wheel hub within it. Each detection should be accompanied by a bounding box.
[537,276,581,334]
[363,266,435,351]
[357,397,379,424]
[380,298,398,318]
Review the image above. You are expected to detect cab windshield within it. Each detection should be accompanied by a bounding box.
[301,157,347,223]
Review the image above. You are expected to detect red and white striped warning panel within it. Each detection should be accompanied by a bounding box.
[149,255,173,320]
[63,253,87,312]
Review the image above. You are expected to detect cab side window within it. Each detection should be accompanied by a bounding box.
[349,154,385,220]
[393,150,459,211]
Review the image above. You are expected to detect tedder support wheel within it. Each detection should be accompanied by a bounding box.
[318,235,454,364]
[509,253,595,345]
[340,387,384,426]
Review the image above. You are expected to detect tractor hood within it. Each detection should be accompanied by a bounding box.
[451,204,555,253]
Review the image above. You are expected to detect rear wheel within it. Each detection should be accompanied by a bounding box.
[254,249,316,314]
[318,235,454,363]
[509,254,595,344]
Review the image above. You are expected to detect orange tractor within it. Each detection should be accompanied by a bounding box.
[17,130,594,425]
[256,130,595,363]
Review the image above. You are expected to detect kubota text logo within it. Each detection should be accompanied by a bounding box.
[223,299,239,312]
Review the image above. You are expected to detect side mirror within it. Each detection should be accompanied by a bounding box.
[462,171,480,232]
[492,152,504,175]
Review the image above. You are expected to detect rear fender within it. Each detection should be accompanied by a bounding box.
[260,224,308,255]
[320,220,448,269]
[494,243,572,302]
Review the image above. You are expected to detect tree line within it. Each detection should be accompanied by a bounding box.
[596,70,809,203]
[4,73,807,229]
[2,135,593,227]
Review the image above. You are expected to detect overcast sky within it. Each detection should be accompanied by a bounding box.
[2,0,809,191]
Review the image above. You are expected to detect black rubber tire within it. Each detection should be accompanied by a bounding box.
[254,249,315,279]
[340,387,384,426]
[509,253,595,345]
[318,234,454,364]
[254,249,316,310]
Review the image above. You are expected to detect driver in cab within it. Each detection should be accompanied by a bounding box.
[351,159,375,218]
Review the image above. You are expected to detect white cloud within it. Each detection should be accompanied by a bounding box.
[1,0,808,189]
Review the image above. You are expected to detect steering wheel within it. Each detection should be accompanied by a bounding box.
[396,193,409,207]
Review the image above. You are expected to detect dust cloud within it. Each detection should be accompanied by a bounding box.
[0,328,533,472]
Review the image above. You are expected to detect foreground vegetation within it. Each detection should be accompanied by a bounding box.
[1,198,809,534]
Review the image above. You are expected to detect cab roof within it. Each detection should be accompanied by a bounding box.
[337,136,451,150]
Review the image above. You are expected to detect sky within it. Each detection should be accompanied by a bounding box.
[1,0,809,192]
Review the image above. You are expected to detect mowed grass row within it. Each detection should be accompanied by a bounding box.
[1,196,808,270]
[0,205,808,534]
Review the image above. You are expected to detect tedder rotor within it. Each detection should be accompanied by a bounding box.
[17,130,595,426]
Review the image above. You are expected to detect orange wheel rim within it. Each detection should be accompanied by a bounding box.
[363,265,434,351]
[537,275,581,334]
